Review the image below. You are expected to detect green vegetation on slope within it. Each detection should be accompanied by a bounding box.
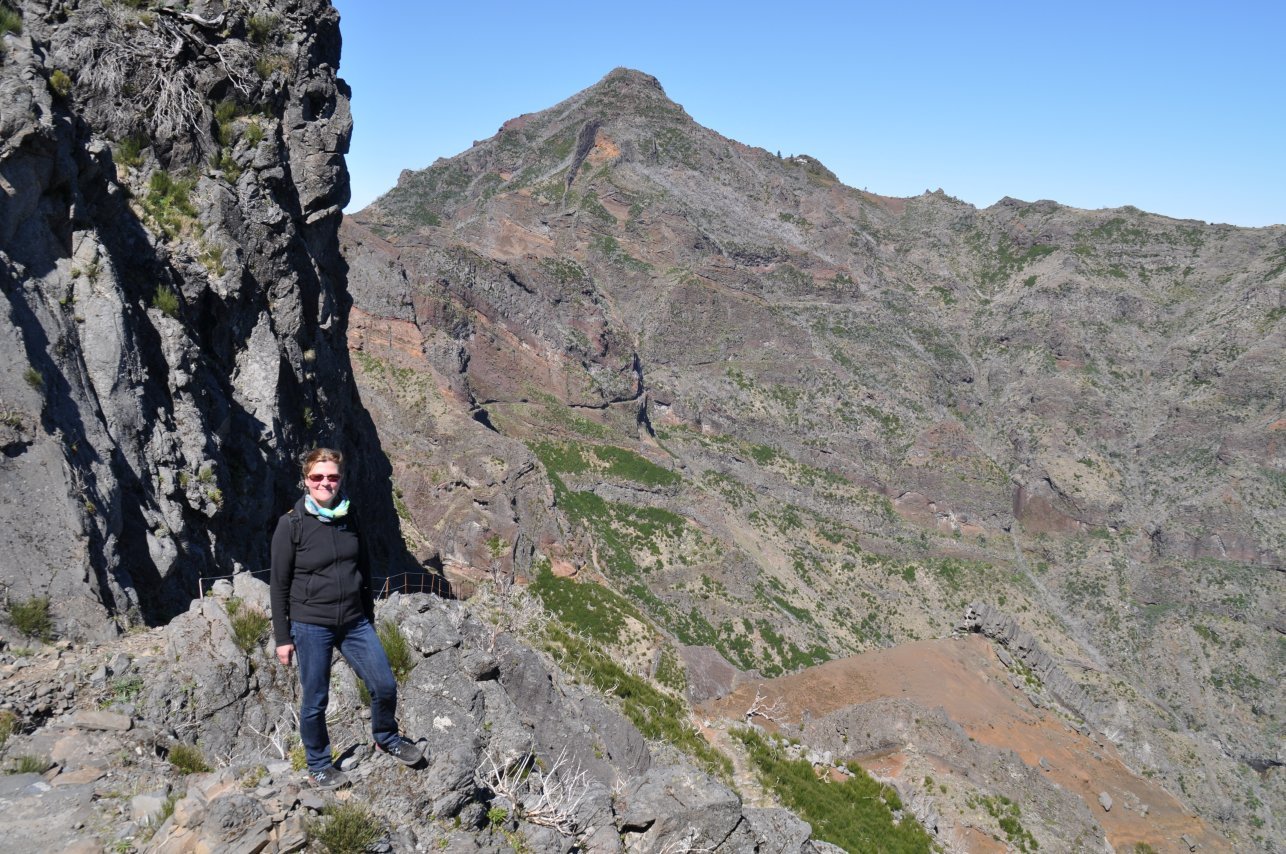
[732,726,932,853]
[542,622,730,780]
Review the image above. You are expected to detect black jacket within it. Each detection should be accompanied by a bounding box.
[270,496,375,645]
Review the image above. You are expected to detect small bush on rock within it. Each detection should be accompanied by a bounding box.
[377,619,415,683]
[115,133,148,168]
[310,802,382,854]
[152,285,180,318]
[6,755,48,775]
[0,710,18,747]
[48,69,72,99]
[1,4,23,36]
[168,743,211,775]
[246,13,278,46]
[143,171,197,239]
[230,605,270,654]
[9,596,52,641]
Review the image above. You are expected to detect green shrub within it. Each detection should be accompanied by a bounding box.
[214,98,239,145]
[152,285,180,318]
[6,755,48,775]
[289,743,306,772]
[246,13,278,46]
[732,727,932,853]
[310,802,382,854]
[143,171,197,239]
[377,619,415,683]
[254,53,291,79]
[167,743,211,775]
[244,121,265,146]
[48,69,71,99]
[9,596,52,641]
[107,675,145,705]
[213,149,241,182]
[355,620,416,704]
[1,4,23,36]
[230,606,270,654]
[115,133,148,168]
[978,794,1038,852]
[22,367,42,390]
[0,710,18,748]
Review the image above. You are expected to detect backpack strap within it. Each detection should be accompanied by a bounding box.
[288,508,302,547]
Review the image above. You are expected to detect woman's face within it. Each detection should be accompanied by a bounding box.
[305,460,343,508]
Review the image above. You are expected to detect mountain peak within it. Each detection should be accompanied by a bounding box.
[594,67,668,96]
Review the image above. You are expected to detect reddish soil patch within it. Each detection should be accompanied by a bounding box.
[702,636,1228,853]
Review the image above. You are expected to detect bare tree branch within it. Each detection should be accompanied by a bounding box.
[480,747,590,836]
[744,685,785,724]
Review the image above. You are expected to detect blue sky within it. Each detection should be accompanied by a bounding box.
[331,1,1284,227]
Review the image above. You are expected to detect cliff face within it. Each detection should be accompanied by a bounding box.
[0,0,402,637]
[342,69,1284,847]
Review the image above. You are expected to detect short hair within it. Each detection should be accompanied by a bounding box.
[300,447,344,478]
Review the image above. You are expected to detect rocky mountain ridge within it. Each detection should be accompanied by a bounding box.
[0,7,919,853]
[1,581,837,852]
[2,2,1281,847]
[342,68,1284,849]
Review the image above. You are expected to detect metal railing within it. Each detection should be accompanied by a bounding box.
[196,569,455,600]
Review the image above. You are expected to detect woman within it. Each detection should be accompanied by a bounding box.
[270,447,423,789]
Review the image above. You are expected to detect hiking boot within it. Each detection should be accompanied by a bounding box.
[376,735,424,766]
[308,765,350,790]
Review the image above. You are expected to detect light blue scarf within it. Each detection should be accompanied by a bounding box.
[304,493,350,521]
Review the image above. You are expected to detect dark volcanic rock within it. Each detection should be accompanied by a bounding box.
[0,0,408,639]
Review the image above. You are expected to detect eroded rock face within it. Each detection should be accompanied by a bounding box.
[0,0,404,638]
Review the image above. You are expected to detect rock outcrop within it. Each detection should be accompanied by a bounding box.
[0,0,407,639]
[0,580,827,852]
[961,601,1107,725]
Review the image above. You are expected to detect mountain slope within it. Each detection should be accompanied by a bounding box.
[341,68,1283,849]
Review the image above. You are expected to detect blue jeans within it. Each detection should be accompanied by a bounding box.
[291,618,399,772]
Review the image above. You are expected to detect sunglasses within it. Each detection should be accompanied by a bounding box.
[306,474,342,483]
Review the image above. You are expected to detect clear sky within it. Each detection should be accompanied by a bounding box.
[331,0,1285,228]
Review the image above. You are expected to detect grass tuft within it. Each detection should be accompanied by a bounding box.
[9,596,52,641]
[377,618,416,683]
[0,710,18,748]
[229,605,270,654]
[310,801,382,854]
[6,755,48,775]
[0,4,22,36]
[152,285,180,318]
[167,743,211,775]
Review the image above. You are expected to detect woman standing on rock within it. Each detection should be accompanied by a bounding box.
[270,447,423,789]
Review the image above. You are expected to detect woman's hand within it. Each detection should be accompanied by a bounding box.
[276,644,294,666]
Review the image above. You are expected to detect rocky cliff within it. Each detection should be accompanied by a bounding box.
[0,0,406,639]
[342,68,1284,849]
